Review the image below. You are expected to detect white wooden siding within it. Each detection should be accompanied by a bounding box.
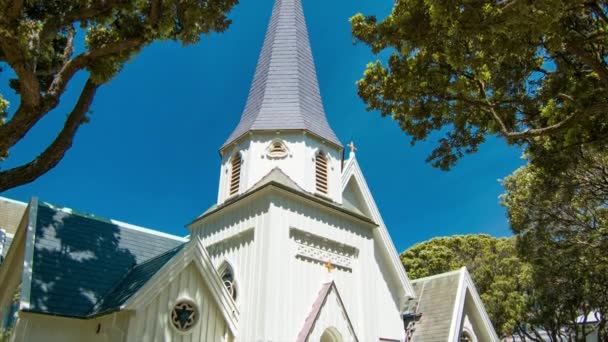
[307,290,357,342]
[126,263,232,342]
[11,311,130,342]
[190,189,404,341]
[191,196,269,340]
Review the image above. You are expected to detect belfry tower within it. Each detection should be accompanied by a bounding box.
[189,0,414,340]
[217,0,343,205]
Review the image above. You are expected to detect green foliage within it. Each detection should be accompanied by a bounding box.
[401,234,531,336]
[0,0,239,191]
[0,328,10,342]
[501,147,608,340]
[351,0,608,172]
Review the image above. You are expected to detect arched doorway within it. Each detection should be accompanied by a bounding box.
[320,327,343,342]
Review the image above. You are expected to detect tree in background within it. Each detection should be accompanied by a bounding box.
[0,0,238,192]
[351,0,607,173]
[353,1,608,339]
[502,147,608,341]
[401,235,531,337]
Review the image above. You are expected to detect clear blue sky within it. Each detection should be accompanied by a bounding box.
[1,0,524,252]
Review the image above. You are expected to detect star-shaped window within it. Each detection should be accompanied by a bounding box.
[171,300,198,332]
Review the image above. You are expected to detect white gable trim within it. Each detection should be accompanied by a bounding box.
[20,197,38,311]
[448,268,467,341]
[462,268,500,341]
[123,236,239,337]
[447,268,499,342]
[297,281,359,342]
[341,157,415,303]
[0,200,31,316]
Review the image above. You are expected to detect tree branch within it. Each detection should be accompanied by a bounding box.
[45,37,144,100]
[566,42,608,87]
[2,0,24,22]
[0,37,144,157]
[476,80,579,140]
[0,34,41,108]
[39,0,130,41]
[149,0,163,26]
[0,79,99,192]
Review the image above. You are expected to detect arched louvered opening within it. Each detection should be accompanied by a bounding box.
[229,153,242,196]
[315,152,328,194]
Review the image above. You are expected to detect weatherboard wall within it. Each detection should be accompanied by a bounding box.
[265,193,404,341]
[126,262,232,342]
[191,195,269,341]
[11,311,130,342]
[191,188,403,341]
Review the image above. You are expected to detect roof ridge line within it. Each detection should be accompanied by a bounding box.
[39,201,187,242]
[88,243,186,317]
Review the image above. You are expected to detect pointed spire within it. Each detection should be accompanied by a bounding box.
[222,0,342,149]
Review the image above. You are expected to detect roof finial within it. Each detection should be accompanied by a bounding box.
[347,141,357,159]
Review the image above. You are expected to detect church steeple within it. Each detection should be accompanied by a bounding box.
[222,0,342,149]
[217,0,343,205]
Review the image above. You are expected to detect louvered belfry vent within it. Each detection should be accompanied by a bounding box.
[271,142,285,154]
[315,153,328,194]
[230,154,242,196]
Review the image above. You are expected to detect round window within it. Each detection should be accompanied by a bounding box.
[170,299,198,333]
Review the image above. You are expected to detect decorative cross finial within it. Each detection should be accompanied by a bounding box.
[347,141,357,160]
[348,141,357,154]
[324,260,335,273]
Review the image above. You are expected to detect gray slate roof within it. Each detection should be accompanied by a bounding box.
[29,202,186,318]
[223,0,342,149]
[409,270,461,342]
[91,244,185,316]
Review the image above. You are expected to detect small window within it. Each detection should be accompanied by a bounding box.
[315,152,328,194]
[170,299,198,333]
[266,140,288,158]
[229,154,242,196]
[219,262,238,301]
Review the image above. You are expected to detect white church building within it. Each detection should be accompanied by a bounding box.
[0,0,499,341]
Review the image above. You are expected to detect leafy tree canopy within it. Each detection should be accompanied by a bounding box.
[0,0,238,191]
[501,147,608,340]
[351,0,608,172]
[401,234,531,336]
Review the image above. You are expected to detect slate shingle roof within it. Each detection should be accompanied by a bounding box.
[223,0,342,149]
[91,244,185,316]
[409,270,461,342]
[29,202,186,318]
